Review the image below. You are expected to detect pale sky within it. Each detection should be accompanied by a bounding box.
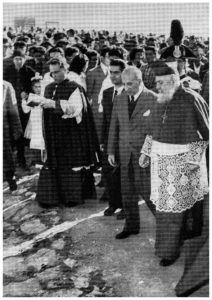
[3,2,209,37]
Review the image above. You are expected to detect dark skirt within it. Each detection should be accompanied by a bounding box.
[36,166,96,207]
[155,200,204,260]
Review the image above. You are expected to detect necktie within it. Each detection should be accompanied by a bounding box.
[128,95,136,118]
[113,90,118,102]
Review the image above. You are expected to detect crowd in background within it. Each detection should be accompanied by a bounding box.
[3,24,209,193]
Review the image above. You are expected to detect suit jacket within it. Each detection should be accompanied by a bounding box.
[107,87,157,166]
[86,64,107,114]
[3,81,23,173]
[101,86,124,146]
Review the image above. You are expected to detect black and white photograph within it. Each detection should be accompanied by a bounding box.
[2,1,209,297]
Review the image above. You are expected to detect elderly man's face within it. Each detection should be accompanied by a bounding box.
[155,75,173,94]
[122,73,141,96]
[155,75,176,103]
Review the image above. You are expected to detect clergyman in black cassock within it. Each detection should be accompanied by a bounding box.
[37,59,100,207]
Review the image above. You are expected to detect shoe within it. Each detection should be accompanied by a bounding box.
[115,230,139,239]
[104,207,117,216]
[9,179,17,192]
[116,209,125,220]
[159,256,179,267]
[38,202,59,209]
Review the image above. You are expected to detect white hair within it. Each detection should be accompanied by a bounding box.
[122,66,142,81]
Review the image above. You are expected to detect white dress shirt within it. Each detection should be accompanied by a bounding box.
[130,84,144,101]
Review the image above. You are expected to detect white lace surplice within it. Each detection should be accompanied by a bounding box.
[141,136,208,213]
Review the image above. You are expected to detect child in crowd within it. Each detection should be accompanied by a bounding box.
[21,73,46,166]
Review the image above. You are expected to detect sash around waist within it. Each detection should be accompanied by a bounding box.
[152,141,189,155]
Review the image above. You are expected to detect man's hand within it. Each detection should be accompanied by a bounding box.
[100,144,104,152]
[108,154,116,167]
[40,99,55,109]
[88,98,93,105]
[21,91,28,100]
[139,153,150,168]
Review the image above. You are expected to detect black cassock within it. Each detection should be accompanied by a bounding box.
[38,79,100,206]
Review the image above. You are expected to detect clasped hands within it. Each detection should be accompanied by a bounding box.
[139,154,150,168]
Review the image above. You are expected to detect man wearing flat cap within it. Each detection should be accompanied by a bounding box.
[139,63,209,267]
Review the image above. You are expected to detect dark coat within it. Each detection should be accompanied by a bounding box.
[43,79,100,169]
[107,87,157,166]
[86,65,107,139]
[3,82,22,173]
[3,63,35,130]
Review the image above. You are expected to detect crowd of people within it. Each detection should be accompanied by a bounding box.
[3,19,209,296]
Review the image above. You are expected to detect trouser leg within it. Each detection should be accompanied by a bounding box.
[121,160,140,232]
[133,157,156,216]
[102,151,122,209]
[155,210,185,260]
[81,169,97,200]
[16,136,26,166]
[5,170,14,181]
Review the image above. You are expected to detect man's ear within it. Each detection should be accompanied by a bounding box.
[137,79,142,85]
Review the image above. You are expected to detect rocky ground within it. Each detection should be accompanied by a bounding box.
[3,167,186,297]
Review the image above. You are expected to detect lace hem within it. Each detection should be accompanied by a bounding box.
[187,140,208,164]
[150,145,208,213]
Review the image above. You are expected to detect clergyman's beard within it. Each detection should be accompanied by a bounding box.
[157,88,175,104]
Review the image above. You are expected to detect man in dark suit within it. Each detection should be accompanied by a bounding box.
[100,59,126,218]
[86,46,110,140]
[108,66,157,239]
[3,50,35,169]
